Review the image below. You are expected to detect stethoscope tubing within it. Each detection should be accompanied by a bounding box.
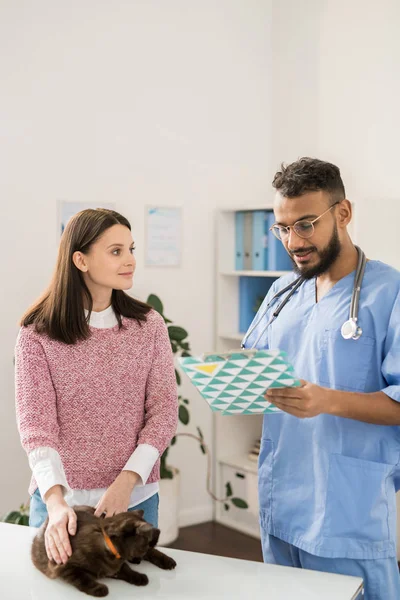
[241,246,366,349]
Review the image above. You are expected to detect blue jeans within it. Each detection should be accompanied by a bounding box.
[29,488,159,528]
[263,533,400,600]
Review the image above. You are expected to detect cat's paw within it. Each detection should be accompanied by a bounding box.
[90,583,109,597]
[128,557,142,565]
[133,573,149,586]
[161,556,177,570]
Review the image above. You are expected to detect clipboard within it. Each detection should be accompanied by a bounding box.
[178,349,301,415]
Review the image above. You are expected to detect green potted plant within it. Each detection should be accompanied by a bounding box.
[146,294,248,544]
[1,503,29,526]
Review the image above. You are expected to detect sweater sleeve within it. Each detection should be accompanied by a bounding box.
[137,313,178,454]
[15,327,61,454]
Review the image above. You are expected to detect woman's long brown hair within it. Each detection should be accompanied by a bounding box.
[21,208,151,344]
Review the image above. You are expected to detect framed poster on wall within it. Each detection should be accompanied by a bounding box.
[145,206,182,267]
[58,201,116,237]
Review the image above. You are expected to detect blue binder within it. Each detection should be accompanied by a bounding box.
[267,212,293,271]
[243,212,253,270]
[252,211,268,270]
[235,212,244,270]
[239,276,275,333]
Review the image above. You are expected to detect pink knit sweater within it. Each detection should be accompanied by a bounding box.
[15,310,178,495]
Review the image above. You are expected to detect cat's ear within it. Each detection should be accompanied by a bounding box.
[132,509,144,519]
[138,522,152,534]
[122,515,149,537]
[136,522,154,541]
[107,514,135,537]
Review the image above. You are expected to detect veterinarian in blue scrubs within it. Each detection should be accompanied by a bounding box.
[243,158,400,600]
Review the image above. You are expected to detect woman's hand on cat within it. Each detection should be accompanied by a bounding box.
[94,470,141,518]
[45,498,77,565]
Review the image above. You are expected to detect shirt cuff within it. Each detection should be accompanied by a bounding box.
[382,386,400,403]
[28,447,70,500]
[122,444,159,485]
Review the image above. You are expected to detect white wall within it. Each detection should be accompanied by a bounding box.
[270,0,400,267]
[317,0,400,267]
[0,0,272,521]
[270,0,321,167]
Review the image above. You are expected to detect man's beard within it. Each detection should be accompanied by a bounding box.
[289,225,341,280]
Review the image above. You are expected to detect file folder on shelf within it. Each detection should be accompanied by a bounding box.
[238,276,275,333]
[267,212,293,271]
[252,210,268,270]
[235,212,245,270]
[179,349,301,415]
[243,212,253,270]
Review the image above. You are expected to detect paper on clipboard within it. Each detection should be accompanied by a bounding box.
[179,349,301,415]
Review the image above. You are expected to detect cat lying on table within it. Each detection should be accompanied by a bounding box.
[31,505,176,597]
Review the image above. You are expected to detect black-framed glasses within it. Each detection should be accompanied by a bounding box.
[269,201,340,241]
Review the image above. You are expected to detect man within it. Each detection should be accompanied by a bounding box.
[243,158,400,599]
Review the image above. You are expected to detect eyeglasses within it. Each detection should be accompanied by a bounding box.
[269,201,340,241]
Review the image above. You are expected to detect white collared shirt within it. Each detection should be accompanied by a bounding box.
[29,305,159,508]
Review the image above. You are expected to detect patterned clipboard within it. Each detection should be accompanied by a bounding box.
[179,349,301,415]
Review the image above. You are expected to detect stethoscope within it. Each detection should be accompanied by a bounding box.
[241,246,367,349]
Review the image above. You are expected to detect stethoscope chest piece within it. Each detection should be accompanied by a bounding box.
[341,318,362,340]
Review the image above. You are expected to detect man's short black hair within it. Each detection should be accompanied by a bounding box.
[272,157,346,203]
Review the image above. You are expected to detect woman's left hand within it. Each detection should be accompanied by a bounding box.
[94,471,140,517]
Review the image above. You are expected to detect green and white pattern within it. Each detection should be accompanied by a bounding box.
[179,349,300,415]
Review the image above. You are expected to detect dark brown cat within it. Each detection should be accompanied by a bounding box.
[31,506,176,597]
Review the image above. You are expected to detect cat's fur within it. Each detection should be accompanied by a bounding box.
[31,505,176,597]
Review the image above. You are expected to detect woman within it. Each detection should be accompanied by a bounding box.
[15,208,178,566]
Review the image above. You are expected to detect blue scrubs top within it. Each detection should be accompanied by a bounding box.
[244,260,400,559]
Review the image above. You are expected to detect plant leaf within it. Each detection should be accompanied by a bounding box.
[175,369,181,386]
[171,436,177,446]
[168,326,188,341]
[183,398,189,405]
[179,404,189,426]
[226,482,233,498]
[160,465,174,479]
[146,294,164,315]
[2,511,20,524]
[224,503,230,511]
[231,497,248,509]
